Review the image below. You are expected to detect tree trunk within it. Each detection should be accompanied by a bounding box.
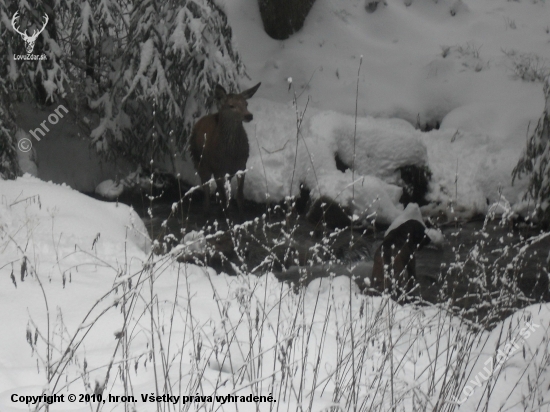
[258,0,317,40]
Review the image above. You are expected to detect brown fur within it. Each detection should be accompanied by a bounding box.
[371,219,430,300]
[190,82,261,218]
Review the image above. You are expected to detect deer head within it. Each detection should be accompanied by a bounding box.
[12,11,49,54]
[214,83,261,123]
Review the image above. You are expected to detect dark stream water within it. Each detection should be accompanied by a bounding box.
[105,189,550,326]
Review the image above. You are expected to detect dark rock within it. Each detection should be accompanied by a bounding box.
[370,219,430,302]
[398,165,432,207]
[334,153,349,172]
[307,196,351,229]
[258,0,317,40]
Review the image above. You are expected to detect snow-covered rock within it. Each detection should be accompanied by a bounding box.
[95,179,124,200]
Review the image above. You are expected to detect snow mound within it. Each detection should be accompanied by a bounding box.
[217,0,549,221]
[236,97,535,225]
[95,179,124,200]
[315,172,403,225]
[0,176,151,256]
[383,202,445,247]
[171,230,207,261]
[306,275,361,297]
[455,305,550,409]
[243,98,428,225]
[385,202,424,236]
[311,111,428,182]
[177,94,539,225]
[425,228,444,248]
[220,91,543,224]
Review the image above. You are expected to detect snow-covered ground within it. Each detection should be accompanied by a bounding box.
[1,177,549,411]
[24,0,548,222]
[4,0,550,410]
[202,0,548,221]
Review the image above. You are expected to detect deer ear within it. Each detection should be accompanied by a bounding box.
[240,82,261,100]
[214,84,227,101]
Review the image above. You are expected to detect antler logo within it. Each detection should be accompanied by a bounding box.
[11,11,49,54]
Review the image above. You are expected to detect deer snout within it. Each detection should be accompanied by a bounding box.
[244,113,253,122]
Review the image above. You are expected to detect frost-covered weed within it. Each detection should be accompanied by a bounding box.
[502,49,550,83]
[3,189,550,412]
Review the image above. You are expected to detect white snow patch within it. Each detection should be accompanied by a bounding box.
[0,176,549,411]
[214,0,549,221]
[311,111,427,182]
[385,202,424,236]
[425,228,445,248]
[236,98,429,225]
[95,179,124,200]
[0,176,151,255]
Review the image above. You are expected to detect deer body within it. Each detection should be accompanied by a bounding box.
[190,82,261,218]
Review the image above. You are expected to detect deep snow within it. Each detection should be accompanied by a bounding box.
[4,0,550,410]
[1,177,550,411]
[209,0,548,221]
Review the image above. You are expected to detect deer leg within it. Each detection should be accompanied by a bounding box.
[215,175,228,211]
[236,173,245,220]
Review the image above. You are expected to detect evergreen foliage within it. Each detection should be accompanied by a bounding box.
[0,77,20,179]
[512,78,550,224]
[0,0,245,168]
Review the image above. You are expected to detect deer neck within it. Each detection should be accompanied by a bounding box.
[217,111,247,150]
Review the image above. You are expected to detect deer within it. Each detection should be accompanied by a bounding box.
[190,82,261,219]
[11,11,49,55]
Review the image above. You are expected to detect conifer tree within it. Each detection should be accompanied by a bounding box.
[512,78,550,224]
[0,0,245,171]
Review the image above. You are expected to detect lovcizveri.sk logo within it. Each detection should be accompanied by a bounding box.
[11,11,48,61]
